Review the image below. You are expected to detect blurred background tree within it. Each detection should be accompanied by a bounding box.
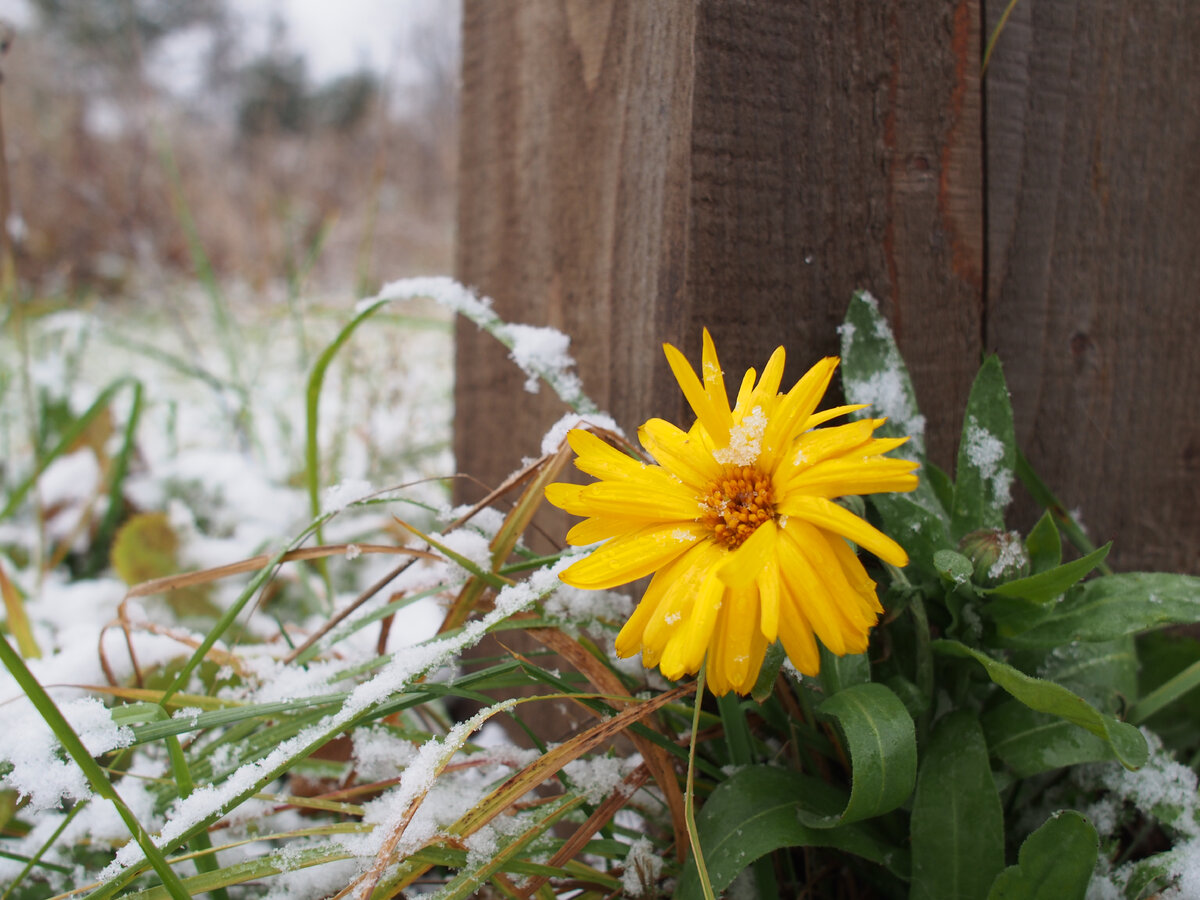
[3,0,460,297]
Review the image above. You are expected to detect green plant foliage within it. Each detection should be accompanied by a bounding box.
[950,356,1017,540]
[4,287,1200,899]
[798,682,917,828]
[987,811,1098,899]
[910,711,1004,900]
[674,767,908,900]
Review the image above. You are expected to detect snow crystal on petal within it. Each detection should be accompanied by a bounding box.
[713,406,767,466]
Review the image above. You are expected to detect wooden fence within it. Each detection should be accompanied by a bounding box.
[453,1,1199,574]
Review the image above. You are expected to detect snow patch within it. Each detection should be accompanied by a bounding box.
[713,406,767,466]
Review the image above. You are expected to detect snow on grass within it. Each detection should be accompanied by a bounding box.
[0,697,133,810]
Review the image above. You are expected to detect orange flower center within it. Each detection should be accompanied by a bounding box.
[701,465,776,549]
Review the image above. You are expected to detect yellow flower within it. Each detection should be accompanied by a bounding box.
[546,331,919,695]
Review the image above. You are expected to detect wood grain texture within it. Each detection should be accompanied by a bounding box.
[984,0,1200,571]
[455,0,695,509]
[456,0,983,500]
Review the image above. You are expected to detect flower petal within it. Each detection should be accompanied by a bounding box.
[701,328,731,418]
[756,545,782,641]
[708,584,761,695]
[659,567,725,678]
[760,357,839,471]
[638,417,722,488]
[784,518,879,630]
[780,457,920,499]
[566,515,649,546]
[663,342,732,446]
[566,429,650,481]
[803,403,868,429]
[777,495,909,567]
[614,546,700,658]
[777,592,820,676]
[716,518,777,588]
[570,480,700,521]
[641,540,726,650]
[559,522,706,590]
[774,526,851,655]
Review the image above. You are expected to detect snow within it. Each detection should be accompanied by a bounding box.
[988,530,1029,580]
[839,292,927,456]
[963,416,1013,508]
[621,836,662,896]
[713,406,767,466]
[0,697,133,811]
[540,411,625,456]
[504,323,576,394]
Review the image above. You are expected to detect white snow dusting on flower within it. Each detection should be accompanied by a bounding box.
[988,530,1029,580]
[713,406,767,466]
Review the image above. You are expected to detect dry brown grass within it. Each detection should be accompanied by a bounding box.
[1,29,456,299]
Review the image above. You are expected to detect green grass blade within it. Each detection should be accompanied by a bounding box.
[0,633,190,900]
[1129,658,1200,725]
[84,379,142,576]
[0,377,136,522]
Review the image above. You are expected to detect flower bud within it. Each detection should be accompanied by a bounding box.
[958,528,1029,586]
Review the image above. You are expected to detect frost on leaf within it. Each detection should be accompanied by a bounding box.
[963,416,1013,509]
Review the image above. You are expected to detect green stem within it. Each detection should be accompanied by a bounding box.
[1129,659,1200,725]
[686,668,716,900]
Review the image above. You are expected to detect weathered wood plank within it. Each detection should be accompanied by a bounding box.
[984,0,1200,571]
[455,0,696,509]
[456,0,982,501]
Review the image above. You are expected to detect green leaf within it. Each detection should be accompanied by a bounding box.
[934,549,974,589]
[673,766,909,900]
[985,543,1110,605]
[923,462,955,515]
[1018,637,1138,714]
[910,711,1004,900]
[951,357,1016,540]
[999,573,1200,649]
[1025,511,1062,574]
[869,492,953,582]
[797,682,917,828]
[982,701,1119,777]
[0,634,191,900]
[985,638,1138,776]
[839,291,946,520]
[840,291,927,462]
[818,645,871,695]
[987,811,1097,899]
[934,640,1147,770]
